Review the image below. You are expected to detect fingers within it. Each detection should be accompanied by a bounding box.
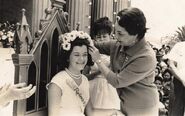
[18,85,36,100]
[17,84,33,93]
[14,83,27,88]
[89,46,98,54]
[24,86,36,98]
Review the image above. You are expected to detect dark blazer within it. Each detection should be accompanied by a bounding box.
[95,39,159,114]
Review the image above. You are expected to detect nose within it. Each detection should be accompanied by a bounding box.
[99,36,104,41]
[79,55,86,62]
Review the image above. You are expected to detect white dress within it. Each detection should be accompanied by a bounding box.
[89,54,120,110]
[47,71,89,116]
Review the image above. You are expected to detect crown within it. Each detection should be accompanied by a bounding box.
[59,30,91,51]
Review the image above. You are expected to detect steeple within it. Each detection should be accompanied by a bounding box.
[14,9,33,54]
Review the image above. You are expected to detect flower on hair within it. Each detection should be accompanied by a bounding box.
[62,42,71,51]
[59,30,91,51]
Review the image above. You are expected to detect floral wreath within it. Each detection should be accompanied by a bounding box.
[59,30,91,51]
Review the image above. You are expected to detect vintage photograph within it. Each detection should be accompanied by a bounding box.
[0,0,185,116]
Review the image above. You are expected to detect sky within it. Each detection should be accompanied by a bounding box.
[131,0,185,46]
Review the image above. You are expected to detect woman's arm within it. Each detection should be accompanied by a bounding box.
[89,46,156,88]
[48,83,62,116]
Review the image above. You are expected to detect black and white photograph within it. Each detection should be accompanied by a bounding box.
[0,0,185,116]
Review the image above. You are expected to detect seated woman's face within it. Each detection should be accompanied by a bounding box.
[68,45,88,72]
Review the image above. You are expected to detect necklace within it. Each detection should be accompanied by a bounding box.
[65,68,82,79]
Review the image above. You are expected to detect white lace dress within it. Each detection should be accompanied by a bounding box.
[89,54,120,110]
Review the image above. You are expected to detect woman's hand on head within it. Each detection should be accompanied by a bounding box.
[89,46,101,63]
[87,37,95,47]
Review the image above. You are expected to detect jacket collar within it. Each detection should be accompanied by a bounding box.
[124,38,147,57]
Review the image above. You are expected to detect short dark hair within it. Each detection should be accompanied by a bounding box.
[92,17,112,37]
[117,7,147,40]
[58,37,94,71]
[162,69,172,82]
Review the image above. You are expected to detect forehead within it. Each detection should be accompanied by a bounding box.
[71,45,87,53]
[96,30,109,35]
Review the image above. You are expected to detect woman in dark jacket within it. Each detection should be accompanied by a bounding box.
[89,7,159,116]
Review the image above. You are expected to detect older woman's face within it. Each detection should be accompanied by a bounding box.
[115,22,138,46]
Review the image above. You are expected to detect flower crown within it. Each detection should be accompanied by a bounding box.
[59,30,91,51]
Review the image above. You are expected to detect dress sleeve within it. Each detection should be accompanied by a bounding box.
[95,41,116,55]
[106,55,156,88]
[46,73,64,90]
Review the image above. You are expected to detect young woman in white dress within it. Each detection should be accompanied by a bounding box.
[47,31,94,116]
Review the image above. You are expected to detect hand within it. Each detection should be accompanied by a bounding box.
[87,37,94,47]
[89,46,101,63]
[3,83,36,101]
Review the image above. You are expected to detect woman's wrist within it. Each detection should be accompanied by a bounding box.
[95,59,102,64]
[0,92,10,107]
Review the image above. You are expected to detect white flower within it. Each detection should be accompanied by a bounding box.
[62,42,71,51]
[60,30,92,51]
[2,35,7,40]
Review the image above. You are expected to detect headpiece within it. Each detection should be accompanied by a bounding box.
[59,30,91,51]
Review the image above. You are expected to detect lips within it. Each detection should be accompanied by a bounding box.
[76,62,85,64]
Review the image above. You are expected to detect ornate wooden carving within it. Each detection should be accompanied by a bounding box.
[12,0,69,115]
[13,9,33,54]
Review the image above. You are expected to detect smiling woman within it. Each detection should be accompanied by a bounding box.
[89,7,159,116]
[47,31,94,116]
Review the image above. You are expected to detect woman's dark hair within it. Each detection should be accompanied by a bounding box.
[58,37,94,71]
[92,17,112,37]
[155,75,163,83]
[117,7,147,40]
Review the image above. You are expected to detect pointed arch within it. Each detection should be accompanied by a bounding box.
[50,28,59,79]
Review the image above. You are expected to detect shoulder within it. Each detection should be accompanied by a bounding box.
[82,75,88,81]
[141,43,156,60]
[82,75,89,85]
[51,71,67,81]
[130,44,157,70]
[49,71,68,89]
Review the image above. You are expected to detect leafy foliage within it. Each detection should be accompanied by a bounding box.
[176,25,185,41]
